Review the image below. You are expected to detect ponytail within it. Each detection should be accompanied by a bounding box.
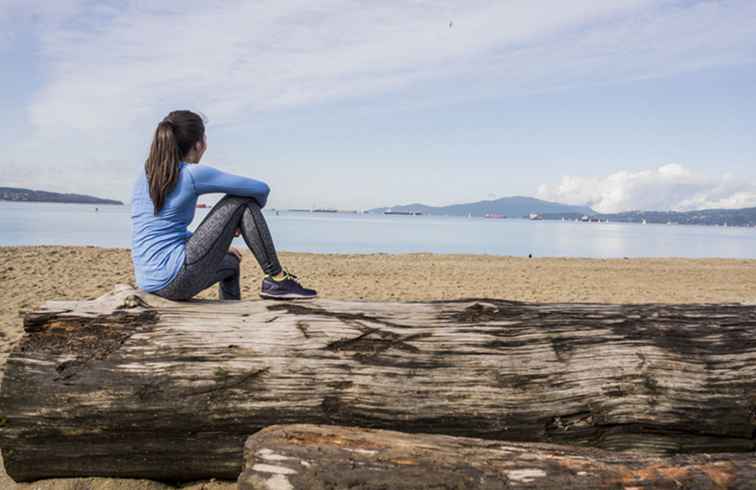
[144,111,205,215]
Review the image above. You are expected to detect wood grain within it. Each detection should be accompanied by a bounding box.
[1,285,754,482]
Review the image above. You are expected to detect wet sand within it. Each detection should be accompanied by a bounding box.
[2,245,756,488]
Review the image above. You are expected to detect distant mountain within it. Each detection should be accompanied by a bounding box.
[369,196,595,217]
[0,187,123,205]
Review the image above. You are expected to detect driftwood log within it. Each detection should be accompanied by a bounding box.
[239,424,756,490]
[1,285,755,482]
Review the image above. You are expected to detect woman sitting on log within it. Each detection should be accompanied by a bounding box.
[131,110,317,300]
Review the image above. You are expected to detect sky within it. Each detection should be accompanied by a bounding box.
[1,0,755,212]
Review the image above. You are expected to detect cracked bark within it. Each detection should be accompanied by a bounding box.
[0,285,755,482]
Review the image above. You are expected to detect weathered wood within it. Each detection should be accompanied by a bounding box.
[1,284,755,482]
[239,424,756,490]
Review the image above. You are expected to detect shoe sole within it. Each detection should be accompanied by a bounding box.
[259,292,317,300]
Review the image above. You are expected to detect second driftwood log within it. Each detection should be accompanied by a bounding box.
[239,424,756,490]
[1,285,755,481]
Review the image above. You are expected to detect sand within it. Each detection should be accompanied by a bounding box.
[2,245,756,488]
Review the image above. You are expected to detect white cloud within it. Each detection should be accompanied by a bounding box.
[537,164,756,213]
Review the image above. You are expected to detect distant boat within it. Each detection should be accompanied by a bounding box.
[529,213,544,220]
[484,213,506,219]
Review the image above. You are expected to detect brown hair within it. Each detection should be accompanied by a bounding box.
[145,110,205,215]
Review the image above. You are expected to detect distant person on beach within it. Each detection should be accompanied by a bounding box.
[131,110,317,300]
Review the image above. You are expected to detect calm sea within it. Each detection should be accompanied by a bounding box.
[1,201,756,258]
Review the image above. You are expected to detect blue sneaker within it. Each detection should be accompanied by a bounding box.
[260,271,317,300]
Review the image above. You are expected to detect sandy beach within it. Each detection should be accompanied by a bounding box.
[2,245,756,488]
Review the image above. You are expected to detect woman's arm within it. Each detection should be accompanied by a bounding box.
[188,164,271,208]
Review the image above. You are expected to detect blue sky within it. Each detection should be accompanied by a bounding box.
[1,0,755,212]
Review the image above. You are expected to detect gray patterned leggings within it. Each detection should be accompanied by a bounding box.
[153,195,283,301]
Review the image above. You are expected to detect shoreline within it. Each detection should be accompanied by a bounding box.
[5,200,756,229]
[4,243,756,260]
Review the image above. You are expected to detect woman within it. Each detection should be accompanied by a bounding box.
[131,110,317,300]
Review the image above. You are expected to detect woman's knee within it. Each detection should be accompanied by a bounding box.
[219,194,260,207]
[239,198,263,217]
[207,195,261,228]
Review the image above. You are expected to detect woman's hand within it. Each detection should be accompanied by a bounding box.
[229,246,242,262]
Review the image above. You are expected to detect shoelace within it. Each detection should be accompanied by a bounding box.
[281,270,301,284]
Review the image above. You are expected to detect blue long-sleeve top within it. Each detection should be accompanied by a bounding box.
[131,162,270,292]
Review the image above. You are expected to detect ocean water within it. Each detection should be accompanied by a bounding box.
[1,201,756,258]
